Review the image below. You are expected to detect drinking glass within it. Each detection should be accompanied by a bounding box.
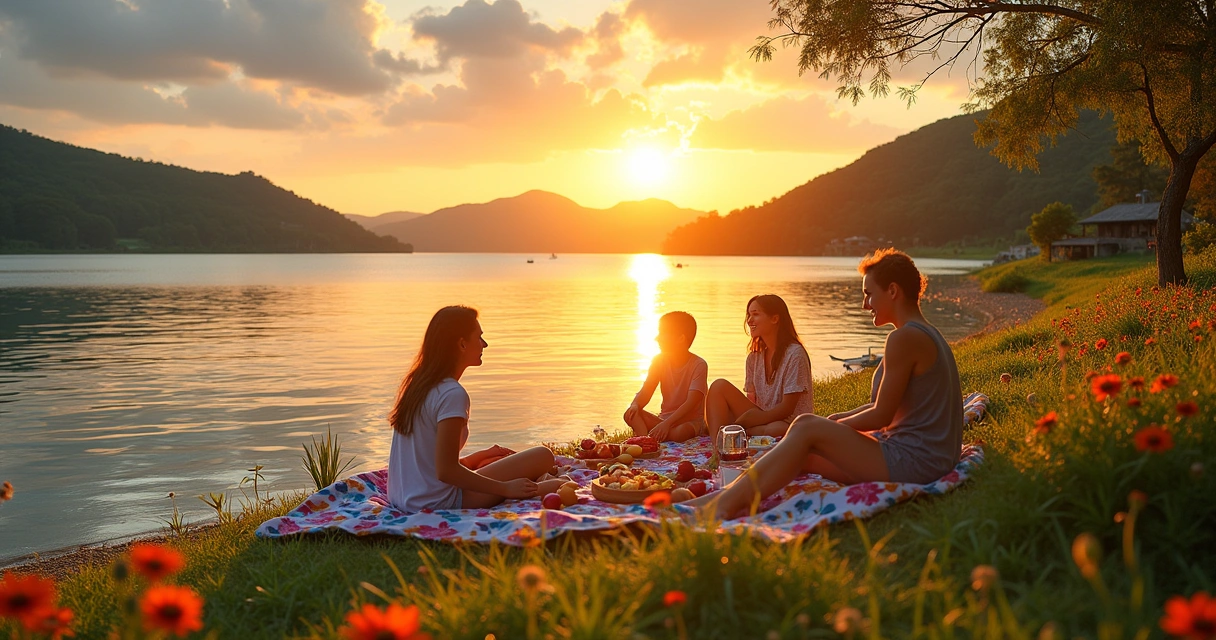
[716,424,749,462]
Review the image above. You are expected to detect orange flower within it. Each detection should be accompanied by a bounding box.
[140,585,204,637]
[1033,411,1058,435]
[1177,401,1199,417]
[663,590,687,608]
[340,603,430,640]
[1151,374,1180,393]
[1095,338,1108,350]
[1190,319,1202,331]
[1160,591,1216,640]
[1115,352,1132,365]
[1129,376,1146,390]
[643,491,672,509]
[1091,374,1123,402]
[130,544,185,583]
[28,607,74,640]
[1146,337,1158,346]
[1196,335,1204,343]
[1128,397,1142,408]
[0,571,57,628]
[1134,425,1175,453]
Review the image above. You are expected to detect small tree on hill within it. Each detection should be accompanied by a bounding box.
[1028,202,1077,261]
[750,0,1216,285]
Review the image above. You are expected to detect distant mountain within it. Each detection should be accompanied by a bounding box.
[377,191,705,253]
[345,210,426,231]
[0,125,409,253]
[662,111,1118,255]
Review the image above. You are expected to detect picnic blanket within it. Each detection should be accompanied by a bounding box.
[257,392,989,545]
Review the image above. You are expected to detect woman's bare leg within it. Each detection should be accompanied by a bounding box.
[625,409,661,436]
[665,421,702,442]
[746,420,791,437]
[461,446,557,509]
[706,379,758,430]
[685,414,889,520]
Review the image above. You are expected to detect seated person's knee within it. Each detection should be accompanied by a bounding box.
[709,378,732,393]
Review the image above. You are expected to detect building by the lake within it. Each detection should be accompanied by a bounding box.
[1051,190,1193,261]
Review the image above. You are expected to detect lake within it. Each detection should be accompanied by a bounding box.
[0,253,984,559]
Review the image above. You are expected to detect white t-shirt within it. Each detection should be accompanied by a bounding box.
[744,343,814,422]
[388,378,470,512]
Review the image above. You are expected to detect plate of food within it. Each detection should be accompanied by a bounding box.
[573,438,661,461]
[623,435,662,459]
[747,435,776,453]
[590,464,675,503]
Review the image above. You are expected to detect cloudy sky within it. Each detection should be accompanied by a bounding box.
[0,0,974,215]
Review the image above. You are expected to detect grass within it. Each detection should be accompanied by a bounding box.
[7,253,1216,639]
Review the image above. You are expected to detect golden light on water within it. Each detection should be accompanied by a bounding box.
[628,254,671,377]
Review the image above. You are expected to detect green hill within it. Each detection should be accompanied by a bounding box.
[662,111,1117,255]
[0,125,408,253]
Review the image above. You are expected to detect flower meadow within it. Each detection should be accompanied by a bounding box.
[2,254,1216,639]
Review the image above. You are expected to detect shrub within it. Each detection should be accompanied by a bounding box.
[981,269,1030,293]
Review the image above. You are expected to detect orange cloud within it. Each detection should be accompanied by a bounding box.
[691,94,902,152]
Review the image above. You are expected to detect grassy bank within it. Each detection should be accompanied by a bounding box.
[7,254,1216,639]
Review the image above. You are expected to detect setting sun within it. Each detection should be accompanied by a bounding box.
[625,147,672,187]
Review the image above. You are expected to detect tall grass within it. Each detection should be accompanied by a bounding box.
[301,425,357,491]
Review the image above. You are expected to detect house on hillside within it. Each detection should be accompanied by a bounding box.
[1050,190,1194,261]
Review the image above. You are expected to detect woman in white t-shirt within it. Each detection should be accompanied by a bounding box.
[705,294,813,437]
[387,306,566,511]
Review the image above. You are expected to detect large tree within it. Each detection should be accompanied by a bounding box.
[752,0,1216,285]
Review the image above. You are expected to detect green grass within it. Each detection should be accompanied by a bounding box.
[10,254,1216,639]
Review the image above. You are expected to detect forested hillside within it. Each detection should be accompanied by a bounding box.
[663,111,1117,255]
[0,125,407,253]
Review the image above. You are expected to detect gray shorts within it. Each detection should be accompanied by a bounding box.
[877,438,956,485]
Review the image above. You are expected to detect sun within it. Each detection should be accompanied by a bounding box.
[625,147,671,186]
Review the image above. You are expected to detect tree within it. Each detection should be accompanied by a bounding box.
[1028,202,1077,260]
[751,0,1216,285]
[1092,139,1169,210]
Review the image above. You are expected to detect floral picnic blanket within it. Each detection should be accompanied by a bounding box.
[257,393,989,545]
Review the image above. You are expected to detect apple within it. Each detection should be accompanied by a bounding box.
[581,438,596,451]
[675,461,696,482]
[693,469,712,480]
[558,486,578,506]
[688,480,708,497]
[670,487,695,502]
[541,493,563,509]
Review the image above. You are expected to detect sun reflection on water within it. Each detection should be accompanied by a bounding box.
[628,254,670,378]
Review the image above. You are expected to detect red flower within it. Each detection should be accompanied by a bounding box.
[28,607,74,640]
[130,544,185,583]
[1128,397,1142,408]
[643,491,672,509]
[0,571,57,629]
[1095,338,1108,350]
[1134,425,1175,453]
[1129,376,1145,390]
[1146,337,1158,346]
[1033,411,1058,435]
[1091,374,1123,402]
[1160,591,1216,640]
[1151,374,1180,393]
[1177,401,1199,417]
[340,603,431,640]
[1196,335,1204,343]
[1190,319,1202,331]
[140,585,204,637]
[663,590,688,608]
[1115,352,1132,365]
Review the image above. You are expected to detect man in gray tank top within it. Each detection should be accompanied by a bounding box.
[684,249,964,520]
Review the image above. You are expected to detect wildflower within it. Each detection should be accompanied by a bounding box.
[833,607,864,634]
[1084,370,1099,382]
[28,607,74,640]
[1129,376,1145,390]
[1196,335,1204,343]
[139,585,204,637]
[1115,352,1131,365]
[130,544,185,583]
[1072,533,1102,579]
[643,491,672,509]
[1095,338,1108,350]
[1134,425,1175,453]
[970,565,999,592]
[0,481,11,503]
[1128,398,1142,408]
[1128,490,1149,510]
[1000,373,1012,384]
[1191,462,1205,479]
[340,603,430,640]
[1091,374,1123,402]
[1159,591,1216,640]
[663,590,687,608]
[1038,621,1062,640]
[1033,412,1058,435]
[515,565,549,594]
[795,613,811,627]
[0,571,57,629]
[1146,337,1158,346]
[1151,374,1180,393]
[1177,401,1199,418]
[1026,392,1039,406]
[1190,319,1202,331]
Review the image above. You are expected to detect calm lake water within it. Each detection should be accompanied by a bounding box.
[0,253,984,559]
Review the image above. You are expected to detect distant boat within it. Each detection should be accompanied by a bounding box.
[526,259,534,263]
[830,347,883,371]
[549,253,558,259]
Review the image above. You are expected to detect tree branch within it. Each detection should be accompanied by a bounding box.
[1140,64,1181,161]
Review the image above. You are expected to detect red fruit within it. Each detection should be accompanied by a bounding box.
[608,444,621,456]
[595,444,612,458]
[688,481,707,497]
[693,469,712,480]
[675,461,695,482]
[541,493,563,509]
[581,438,596,451]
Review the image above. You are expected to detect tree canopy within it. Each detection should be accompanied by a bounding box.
[752,0,1216,284]
[1027,201,1078,258]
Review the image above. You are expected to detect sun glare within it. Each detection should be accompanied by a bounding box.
[625,147,671,186]
[628,254,671,378]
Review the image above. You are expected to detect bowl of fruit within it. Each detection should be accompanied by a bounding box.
[574,435,661,462]
[590,464,675,503]
[622,435,662,459]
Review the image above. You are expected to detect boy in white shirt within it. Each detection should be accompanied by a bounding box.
[623,312,710,442]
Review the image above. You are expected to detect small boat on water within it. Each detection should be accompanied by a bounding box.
[830,347,883,371]
[526,259,534,263]
[549,253,558,259]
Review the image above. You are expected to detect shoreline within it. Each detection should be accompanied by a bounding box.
[929,276,1045,341]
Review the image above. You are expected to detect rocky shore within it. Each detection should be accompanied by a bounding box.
[928,276,1046,340]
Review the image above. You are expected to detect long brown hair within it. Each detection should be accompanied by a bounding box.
[389,305,480,436]
[746,294,806,384]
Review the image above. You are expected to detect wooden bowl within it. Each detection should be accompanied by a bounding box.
[590,478,667,504]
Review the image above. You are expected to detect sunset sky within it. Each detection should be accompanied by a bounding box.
[0,0,974,216]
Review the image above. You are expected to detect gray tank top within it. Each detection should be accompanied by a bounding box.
[868,321,963,483]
